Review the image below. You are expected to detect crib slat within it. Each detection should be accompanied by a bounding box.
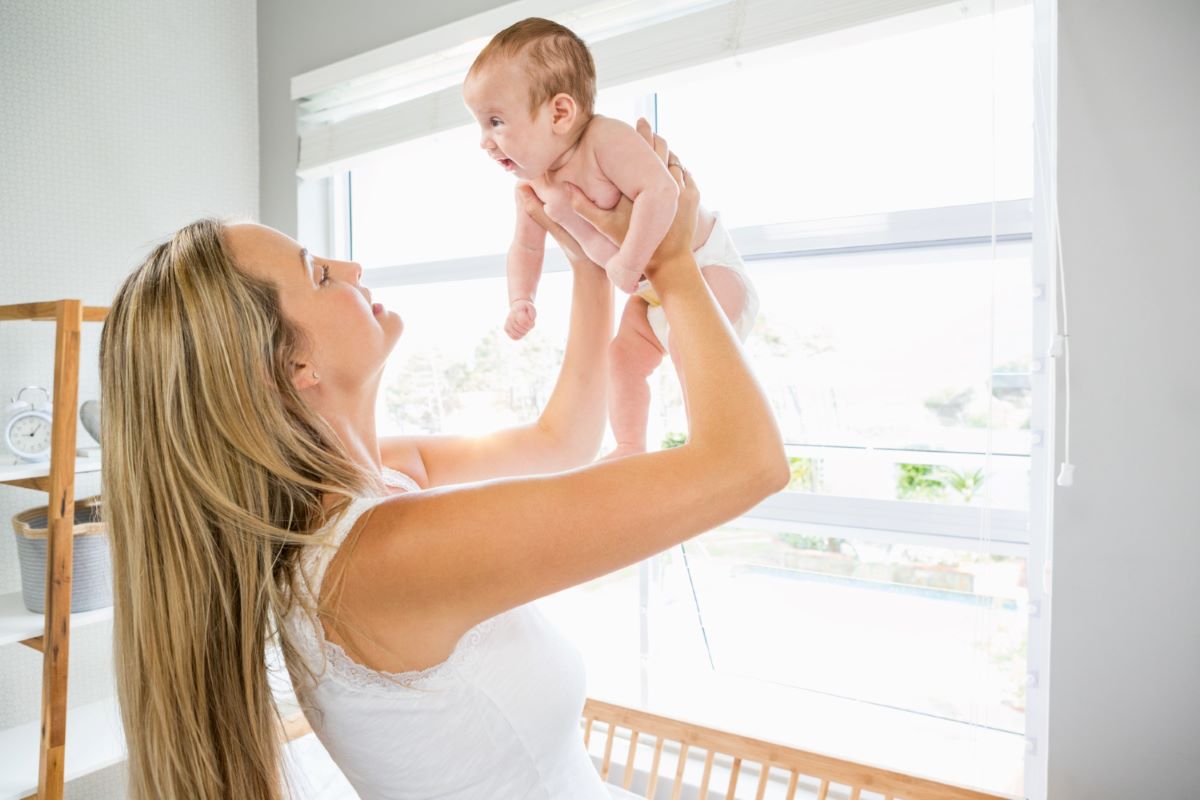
[724,757,743,800]
[754,763,770,800]
[699,751,716,797]
[646,737,665,798]
[669,743,690,800]
[622,730,640,790]
[601,722,617,781]
[581,698,1008,800]
[785,769,799,800]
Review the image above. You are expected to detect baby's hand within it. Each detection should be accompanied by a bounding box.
[505,299,537,340]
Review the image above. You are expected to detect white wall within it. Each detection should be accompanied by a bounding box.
[1051,0,1200,796]
[0,1,258,796]
[257,0,509,236]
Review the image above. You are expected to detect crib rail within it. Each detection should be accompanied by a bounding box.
[581,698,1009,800]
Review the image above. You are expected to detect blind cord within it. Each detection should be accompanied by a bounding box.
[1052,196,1074,486]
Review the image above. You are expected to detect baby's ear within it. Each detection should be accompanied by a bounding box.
[549,93,578,131]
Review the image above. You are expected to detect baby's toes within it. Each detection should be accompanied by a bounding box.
[615,273,640,294]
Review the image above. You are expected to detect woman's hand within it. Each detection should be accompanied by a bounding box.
[563,118,699,278]
[516,184,594,269]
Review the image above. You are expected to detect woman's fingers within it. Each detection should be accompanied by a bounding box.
[519,184,588,262]
[517,183,553,227]
[678,167,699,215]
[635,117,670,166]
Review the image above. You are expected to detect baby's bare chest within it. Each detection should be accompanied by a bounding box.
[533,159,622,215]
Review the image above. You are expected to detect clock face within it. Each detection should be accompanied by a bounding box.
[6,413,52,458]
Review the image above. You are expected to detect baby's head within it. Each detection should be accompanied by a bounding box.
[463,17,595,179]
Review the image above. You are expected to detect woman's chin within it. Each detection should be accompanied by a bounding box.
[384,312,403,340]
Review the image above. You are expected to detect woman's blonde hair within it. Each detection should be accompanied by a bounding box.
[99,217,382,798]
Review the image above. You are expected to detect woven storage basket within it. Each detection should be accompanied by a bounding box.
[12,495,112,613]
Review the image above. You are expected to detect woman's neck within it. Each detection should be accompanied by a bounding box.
[308,379,387,504]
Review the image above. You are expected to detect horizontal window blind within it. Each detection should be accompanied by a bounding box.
[294,0,1006,177]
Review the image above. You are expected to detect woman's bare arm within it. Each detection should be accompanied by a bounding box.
[379,192,612,487]
[354,141,789,640]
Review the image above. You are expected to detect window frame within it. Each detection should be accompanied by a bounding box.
[307,187,1036,554]
[293,2,1059,790]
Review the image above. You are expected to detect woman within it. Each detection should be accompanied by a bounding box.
[98,122,787,799]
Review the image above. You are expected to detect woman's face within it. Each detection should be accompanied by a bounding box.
[224,223,402,392]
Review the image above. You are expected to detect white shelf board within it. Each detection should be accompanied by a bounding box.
[0,696,126,800]
[0,591,113,648]
[0,455,102,485]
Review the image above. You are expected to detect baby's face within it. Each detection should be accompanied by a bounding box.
[463,58,560,180]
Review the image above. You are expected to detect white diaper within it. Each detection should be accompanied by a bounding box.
[633,212,759,351]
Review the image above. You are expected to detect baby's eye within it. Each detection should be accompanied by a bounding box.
[319,265,330,286]
[489,118,502,128]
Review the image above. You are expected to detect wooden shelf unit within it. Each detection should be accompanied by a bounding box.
[1,301,111,800]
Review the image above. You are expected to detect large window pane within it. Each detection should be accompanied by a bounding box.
[648,243,1034,509]
[637,4,1034,226]
[370,271,573,436]
[350,125,514,269]
[652,522,1028,734]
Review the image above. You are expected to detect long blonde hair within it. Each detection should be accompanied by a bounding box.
[99,217,381,799]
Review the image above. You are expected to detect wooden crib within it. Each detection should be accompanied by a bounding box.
[280,699,1011,800]
[579,699,1009,800]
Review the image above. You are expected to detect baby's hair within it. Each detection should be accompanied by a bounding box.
[469,17,596,119]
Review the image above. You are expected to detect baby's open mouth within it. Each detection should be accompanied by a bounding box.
[497,157,515,171]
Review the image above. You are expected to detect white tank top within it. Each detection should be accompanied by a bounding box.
[283,467,635,800]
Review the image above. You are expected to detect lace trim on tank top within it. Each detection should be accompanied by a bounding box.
[293,466,499,692]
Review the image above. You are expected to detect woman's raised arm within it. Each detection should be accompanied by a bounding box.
[351,138,789,644]
[379,192,613,487]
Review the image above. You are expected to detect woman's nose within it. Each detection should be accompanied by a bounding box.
[336,260,363,284]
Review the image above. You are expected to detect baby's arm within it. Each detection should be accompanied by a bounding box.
[506,182,548,340]
[591,118,680,293]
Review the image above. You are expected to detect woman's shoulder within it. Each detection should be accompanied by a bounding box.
[381,466,422,494]
[378,438,431,489]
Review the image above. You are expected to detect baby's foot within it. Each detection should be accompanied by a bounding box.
[505,299,537,340]
[599,443,646,462]
[606,261,644,294]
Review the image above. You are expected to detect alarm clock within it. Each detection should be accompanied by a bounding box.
[4,386,53,463]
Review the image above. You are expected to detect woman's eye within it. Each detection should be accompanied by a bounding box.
[319,265,330,286]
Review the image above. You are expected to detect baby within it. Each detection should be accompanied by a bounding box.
[463,18,760,460]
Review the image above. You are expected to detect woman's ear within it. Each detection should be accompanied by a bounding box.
[550,93,578,133]
[291,360,320,392]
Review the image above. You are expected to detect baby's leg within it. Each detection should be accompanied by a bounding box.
[699,265,751,341]
[603,294,667,461]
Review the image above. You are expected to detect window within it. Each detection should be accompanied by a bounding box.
[308,2,1040,795]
